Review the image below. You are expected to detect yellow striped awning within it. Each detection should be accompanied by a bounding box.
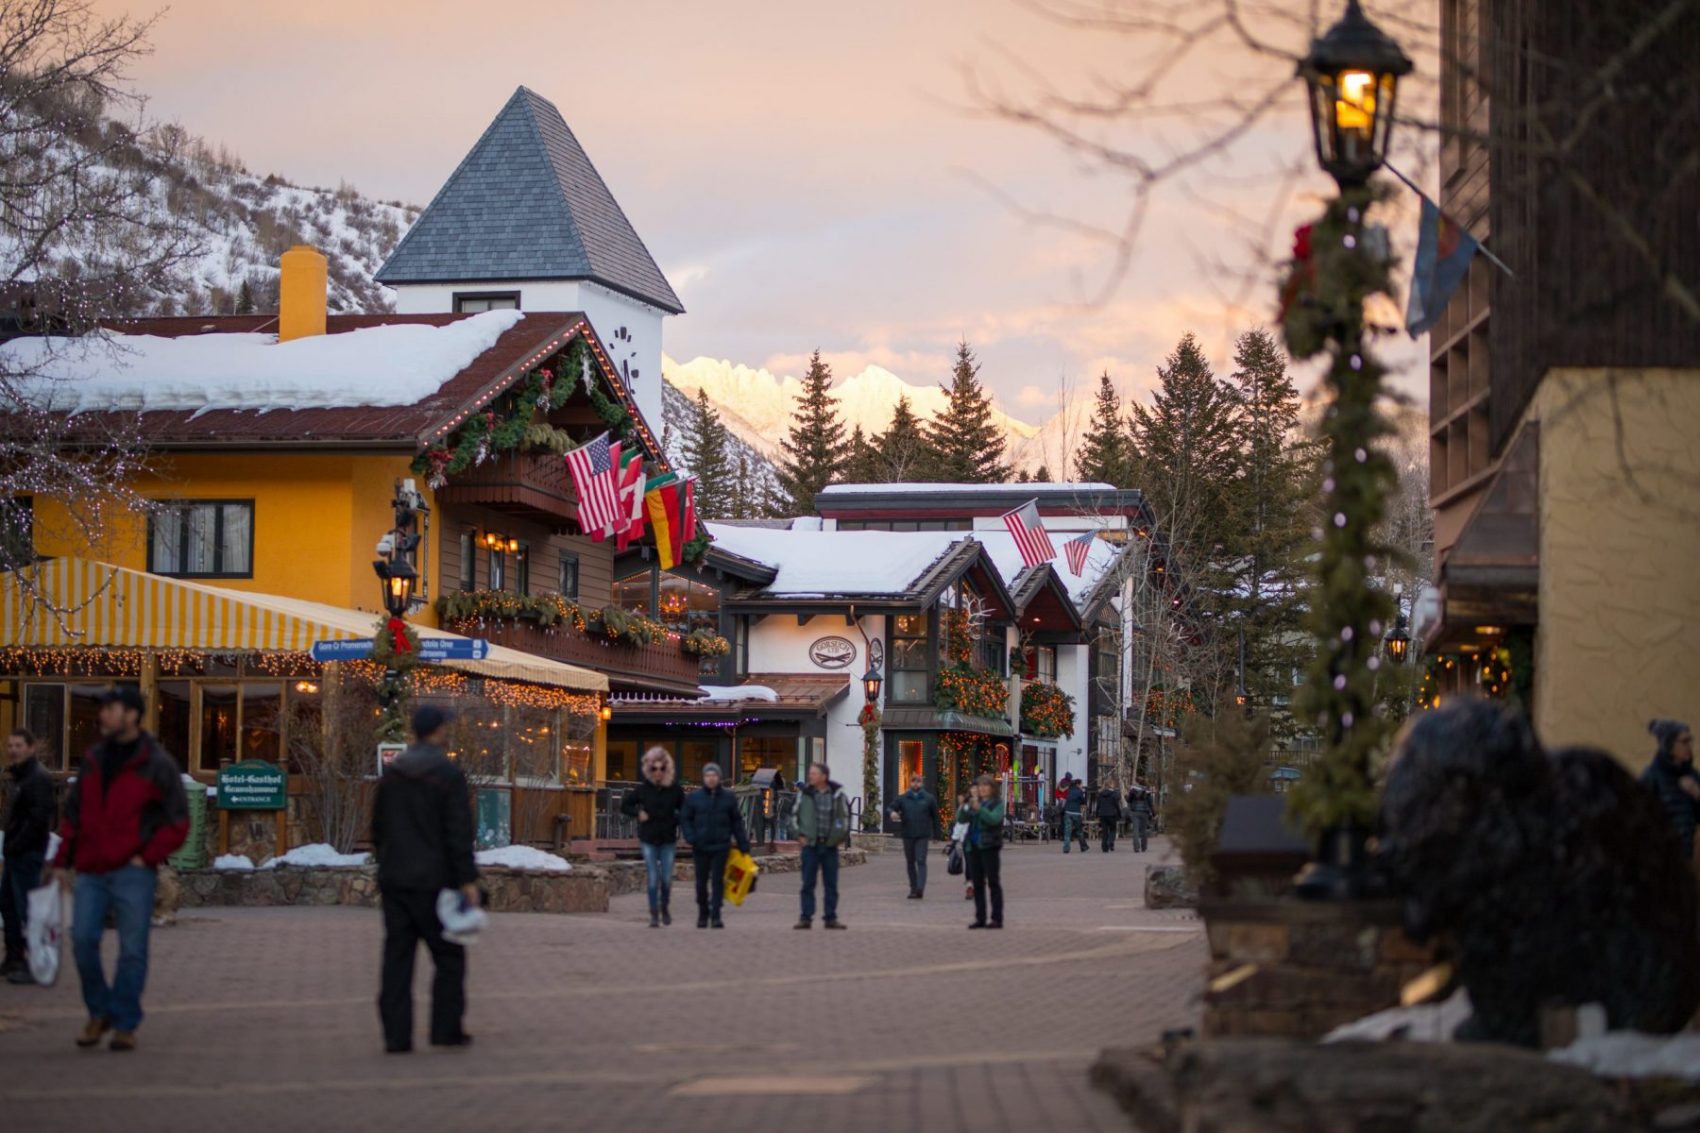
[0,558,606,693]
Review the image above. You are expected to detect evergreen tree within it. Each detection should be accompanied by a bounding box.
[1015,468,1031,483]
[873,393,929,482]
[235,278,256,315]
[1073,372,1136,485]
[776,350,850,514]
[924,340,1011,483]
[729,454,753,520]
[844,425,880,483]
[1032,464,1052,482]
[1130,333,1240,534]
[680,388,733,518]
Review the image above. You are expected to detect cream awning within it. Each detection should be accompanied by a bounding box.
[0,557,606,693]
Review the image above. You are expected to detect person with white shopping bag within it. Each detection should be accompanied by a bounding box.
[51,685,190,1052]
[3,727,56,984]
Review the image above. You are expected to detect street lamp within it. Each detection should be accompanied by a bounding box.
[374,558,417,619]
[1383,614,1411,664]
[1298,0,1414,188]
[861,664,884,706]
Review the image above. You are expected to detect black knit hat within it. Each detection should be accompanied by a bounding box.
[1649,718,1691,756]
[412,705,455,739]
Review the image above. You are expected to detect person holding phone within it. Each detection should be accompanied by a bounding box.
[958,774,1006,929]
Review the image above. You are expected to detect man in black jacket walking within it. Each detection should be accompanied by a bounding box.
[2,728,56,983]
[679,763,749,929]
[371,706,479,1053]
[889,774,939,899]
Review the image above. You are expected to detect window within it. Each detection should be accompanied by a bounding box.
[612,568,654,616]
[657,571,719,634]
[23,683,65,771]
[1036,646,1057,684]
[489,546,506,590]
[148,501,253,578]
[890,612,931,703]
[734,616,750,677]
[558,552,580,600]
[515,541,530,596]
[458,530,476,591]
[453,291,520,313]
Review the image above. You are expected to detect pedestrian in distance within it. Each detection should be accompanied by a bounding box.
[680,763,749,929]
[889,773,940,899]
[1641,719,1699,864]
[1061,777,1088,854]
[1094,780,1124,852]
[3,728,56,985]
[622,747,686,927]
[792,761,850,930]
[959,774,1005,929]
[52,685,189,1052]
[371,705,480,1054]
[1126,782,1156,853]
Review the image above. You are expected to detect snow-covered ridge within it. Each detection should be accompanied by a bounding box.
[6,310,524,413]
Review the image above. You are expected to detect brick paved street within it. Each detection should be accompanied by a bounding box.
[0,840,1201,1133]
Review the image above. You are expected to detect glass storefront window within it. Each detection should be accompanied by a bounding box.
[679,739,718,784]
[239,683,283,764]
[605,739,637,782]
[898,739,924,786]
[157,681,193,772]
[198,683,240,771]
[24,684,66,772]
[890,612,930,703]
[739,736,791,777]
[612,569,653,616]
[67,683,110,769]
[657,571,719,635]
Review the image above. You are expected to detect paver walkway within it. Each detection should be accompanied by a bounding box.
[0,839,1201,1132]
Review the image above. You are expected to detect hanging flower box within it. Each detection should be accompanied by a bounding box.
[1020,680,1076,738]
[934,666,1009,720]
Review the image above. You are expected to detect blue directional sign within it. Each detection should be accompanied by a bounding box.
[310,637,489,662]
[310,638,374,662]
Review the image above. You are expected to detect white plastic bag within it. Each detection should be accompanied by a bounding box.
[26,883,67,987]
[435,888,488,946]
[950,820,970,844]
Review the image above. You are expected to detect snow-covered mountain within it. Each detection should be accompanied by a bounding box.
[659,378,782,511]
[663,354,1078,474]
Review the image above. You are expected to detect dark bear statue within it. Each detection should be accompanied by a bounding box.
[1378,699,1700,1046]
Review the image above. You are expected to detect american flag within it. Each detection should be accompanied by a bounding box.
[1001,499,1056,568]
[565,433,621,534]
[1063,533,1094,576]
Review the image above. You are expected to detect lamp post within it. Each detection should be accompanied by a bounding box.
[1285,2,1412,899]
[860,664,883,831]
[1383,613,1411,665]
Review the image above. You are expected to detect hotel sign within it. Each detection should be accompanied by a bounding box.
[217,760,287,811]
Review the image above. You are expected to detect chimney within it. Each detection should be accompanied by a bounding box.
[278,245,327,342]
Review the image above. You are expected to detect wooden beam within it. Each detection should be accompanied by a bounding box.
[797,613,815,627]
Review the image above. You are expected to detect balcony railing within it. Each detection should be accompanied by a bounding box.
[451,617,702,693]
[436,451,578,524]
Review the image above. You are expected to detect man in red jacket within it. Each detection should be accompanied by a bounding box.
[52,685,189,1052]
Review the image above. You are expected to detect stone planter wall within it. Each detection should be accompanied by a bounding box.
[1201,898,1435,1039]
[177,864,611,915]
[597,848,868,898]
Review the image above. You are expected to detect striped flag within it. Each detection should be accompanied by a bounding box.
[1063,533,1094,576]
[610,448,647,549]
[645,477,686,569]
[565,433,620,535]
[680,478,698,545]
[1001,499,1056,568]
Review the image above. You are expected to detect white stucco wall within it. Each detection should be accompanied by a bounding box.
[745,613,884,796]
[1052,644,1091,783]
[388,278,668,437]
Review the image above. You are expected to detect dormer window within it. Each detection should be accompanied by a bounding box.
[454,291,520,313]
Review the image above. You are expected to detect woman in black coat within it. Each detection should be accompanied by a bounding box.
[621,748,686,927]
[1641,719,1699,863]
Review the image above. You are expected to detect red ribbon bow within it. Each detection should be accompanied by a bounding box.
[386,617,412,655]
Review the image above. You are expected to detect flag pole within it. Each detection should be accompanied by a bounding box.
[1384,161,1515,279]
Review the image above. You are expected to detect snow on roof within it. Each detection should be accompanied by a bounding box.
[819,482,1116,495]
[5,309,524,414]
[704,524,962,596]
[698,684,779,702]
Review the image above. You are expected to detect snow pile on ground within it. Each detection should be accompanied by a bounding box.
[1548,1030,1700,1081]
[474,845,572,873]
[1323,989,1472,1044]
[260,844,371,869]
[212,854,255,871]
[5,309,524,414]
[698,684,779,702]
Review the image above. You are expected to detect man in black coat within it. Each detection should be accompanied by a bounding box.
[1093,781,1124,852]
[1126,784,1156,852]
[888,774,940,898]
[679,763,749,929]
[371,706,479,1053]
[3,728,56,983]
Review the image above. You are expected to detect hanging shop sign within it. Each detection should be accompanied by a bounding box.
[808,636,857,670]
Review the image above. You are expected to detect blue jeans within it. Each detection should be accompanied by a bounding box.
[1062,814,1083,851]
[641,842,677,911]
[799,843,840,922]
[1,850,45,965]
[73,866,157,1032]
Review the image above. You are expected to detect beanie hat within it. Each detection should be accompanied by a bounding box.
[412,705,455,739]
[1649,718,1691,757]
[702,762,723,779]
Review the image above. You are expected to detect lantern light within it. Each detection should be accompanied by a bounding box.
[862,664,883,706]
[1298,0,1413,188]
[1383,613,1411,665]
[373,558,417,618]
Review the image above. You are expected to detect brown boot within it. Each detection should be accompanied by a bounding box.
[76,1018,110,1048]
[109,1030,137,1052]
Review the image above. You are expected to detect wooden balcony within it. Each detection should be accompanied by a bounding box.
[448,617,704,695]
[436,451,578,524]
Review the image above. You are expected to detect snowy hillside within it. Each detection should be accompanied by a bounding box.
[663,355,1065,473]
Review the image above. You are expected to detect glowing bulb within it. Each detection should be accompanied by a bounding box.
[1336,70,1376,133]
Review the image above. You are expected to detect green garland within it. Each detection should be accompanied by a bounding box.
[1281,186,1401,839]
[1020,680,1076,738]
[861,709,881,830]
[411,338,589,484]
[435,589,681,650]
[681,628,732,657]
[934,666,1009,719]
[372,616,421,743]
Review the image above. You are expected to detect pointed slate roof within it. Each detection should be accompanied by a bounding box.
[376,87,684,314]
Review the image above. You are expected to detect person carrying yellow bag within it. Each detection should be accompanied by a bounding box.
[723,847,759,907]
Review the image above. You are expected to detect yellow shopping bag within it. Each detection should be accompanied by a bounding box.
[723,848,760,906]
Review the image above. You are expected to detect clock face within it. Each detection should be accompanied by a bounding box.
[608,324,640,385]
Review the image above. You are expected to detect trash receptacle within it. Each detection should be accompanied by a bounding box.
[169,776,209,871]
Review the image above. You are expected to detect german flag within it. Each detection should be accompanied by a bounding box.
[645,475,685,569]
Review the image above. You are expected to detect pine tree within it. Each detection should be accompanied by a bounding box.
[1015,469,1031,483]
[235,278,256,315]
[873,394,929,482]
[1130,333,1240,532]
[1073,372,1136,485]
[1032,464,1052,482]
[844,425,880,483]
[925,340,1011,483]
[681,388,733,518]
[729,455,753,520]
[776,350,850,514]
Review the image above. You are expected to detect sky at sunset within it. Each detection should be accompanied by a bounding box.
[101,0,1431,419]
